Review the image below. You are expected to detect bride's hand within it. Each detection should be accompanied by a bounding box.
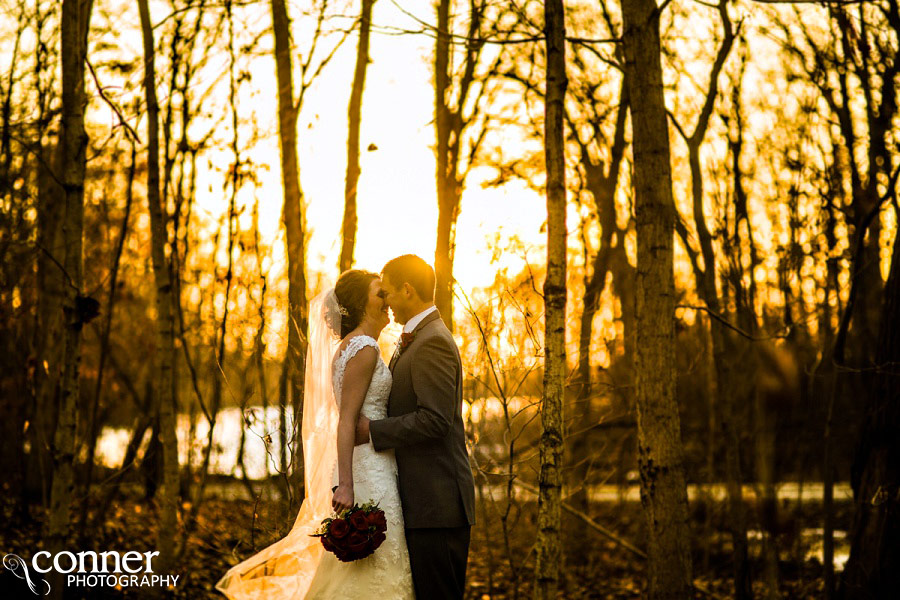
[332,484,354,514]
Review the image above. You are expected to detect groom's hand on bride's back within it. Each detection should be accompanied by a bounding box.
[354,416,370,446]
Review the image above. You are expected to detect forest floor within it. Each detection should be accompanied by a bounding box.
[1,481,853,599]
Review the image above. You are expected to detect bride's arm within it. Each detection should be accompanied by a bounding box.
[332,346,378,513]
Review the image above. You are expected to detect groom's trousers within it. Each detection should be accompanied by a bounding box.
[404,526,471,600]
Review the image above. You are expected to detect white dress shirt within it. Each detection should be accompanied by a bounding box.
[403,305,437,333]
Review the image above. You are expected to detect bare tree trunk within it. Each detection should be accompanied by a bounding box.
[534,0,566,597]
[821,174,842,598]
[181,0,242,544]
[839,227,900,599]
[0,6,23,209]
[434,0,456,330]
[569,76,631,515]
[94,401,153,524]
[29,47,64,509]
[77,139,135,541]
[278,359,291,512]
[716,327,753,600]
[575,75,629,398]
[253,196,271,481]
[621,0,693,597]
[340,0,376,273]
[432,0,495,331]
[271,0,308,506]
[45,5,93,598]
[721,66,755,596]
[667,3,748,595]
[754,383,779,600]
[138,0,180,575]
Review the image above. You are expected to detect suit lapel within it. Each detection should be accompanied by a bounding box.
[389,309,442,373]
[389,344,400,371]
[412,309,441,335]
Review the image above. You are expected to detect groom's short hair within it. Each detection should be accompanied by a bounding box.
[382,255,435,302]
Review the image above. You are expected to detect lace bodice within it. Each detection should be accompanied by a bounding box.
[332,335,392,420]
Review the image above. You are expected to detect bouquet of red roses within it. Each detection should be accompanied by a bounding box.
[310,501,388,562]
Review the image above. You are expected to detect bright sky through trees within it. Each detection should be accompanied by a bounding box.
[1,0,895,360]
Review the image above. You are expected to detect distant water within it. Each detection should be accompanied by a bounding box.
[95,406,853,572]
[95,406,294,480]
[582,481,854,503]
[95,408,857,506]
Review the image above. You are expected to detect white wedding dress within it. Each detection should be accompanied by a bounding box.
[216,314,415,600]
[304,335,415,599]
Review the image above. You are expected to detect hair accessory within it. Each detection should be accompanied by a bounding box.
[338,304,350,317]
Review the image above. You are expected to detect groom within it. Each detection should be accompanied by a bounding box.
[355,254,476,600]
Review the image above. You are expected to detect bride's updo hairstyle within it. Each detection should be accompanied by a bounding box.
[333,269,379,338]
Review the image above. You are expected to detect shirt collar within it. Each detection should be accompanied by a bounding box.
[403,305,437,333]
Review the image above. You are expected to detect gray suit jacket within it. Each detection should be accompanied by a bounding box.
[369,309,476,529]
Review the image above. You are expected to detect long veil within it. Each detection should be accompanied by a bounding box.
[216,288,342,599]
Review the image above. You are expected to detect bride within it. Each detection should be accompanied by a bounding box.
[217,270,415,599]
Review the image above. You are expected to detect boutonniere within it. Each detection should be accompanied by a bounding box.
[399,332,416,354]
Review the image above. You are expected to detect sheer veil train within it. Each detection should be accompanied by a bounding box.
[216,289,343,599]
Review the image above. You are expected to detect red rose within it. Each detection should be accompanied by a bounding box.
[329,518,350,539]
[313,506,388,562]
[347,531,368,553]
[367,510,387,531]
[349,511,369,531]
[399,332,416,352]
[372,531,386,548]
[335,549,353,562]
